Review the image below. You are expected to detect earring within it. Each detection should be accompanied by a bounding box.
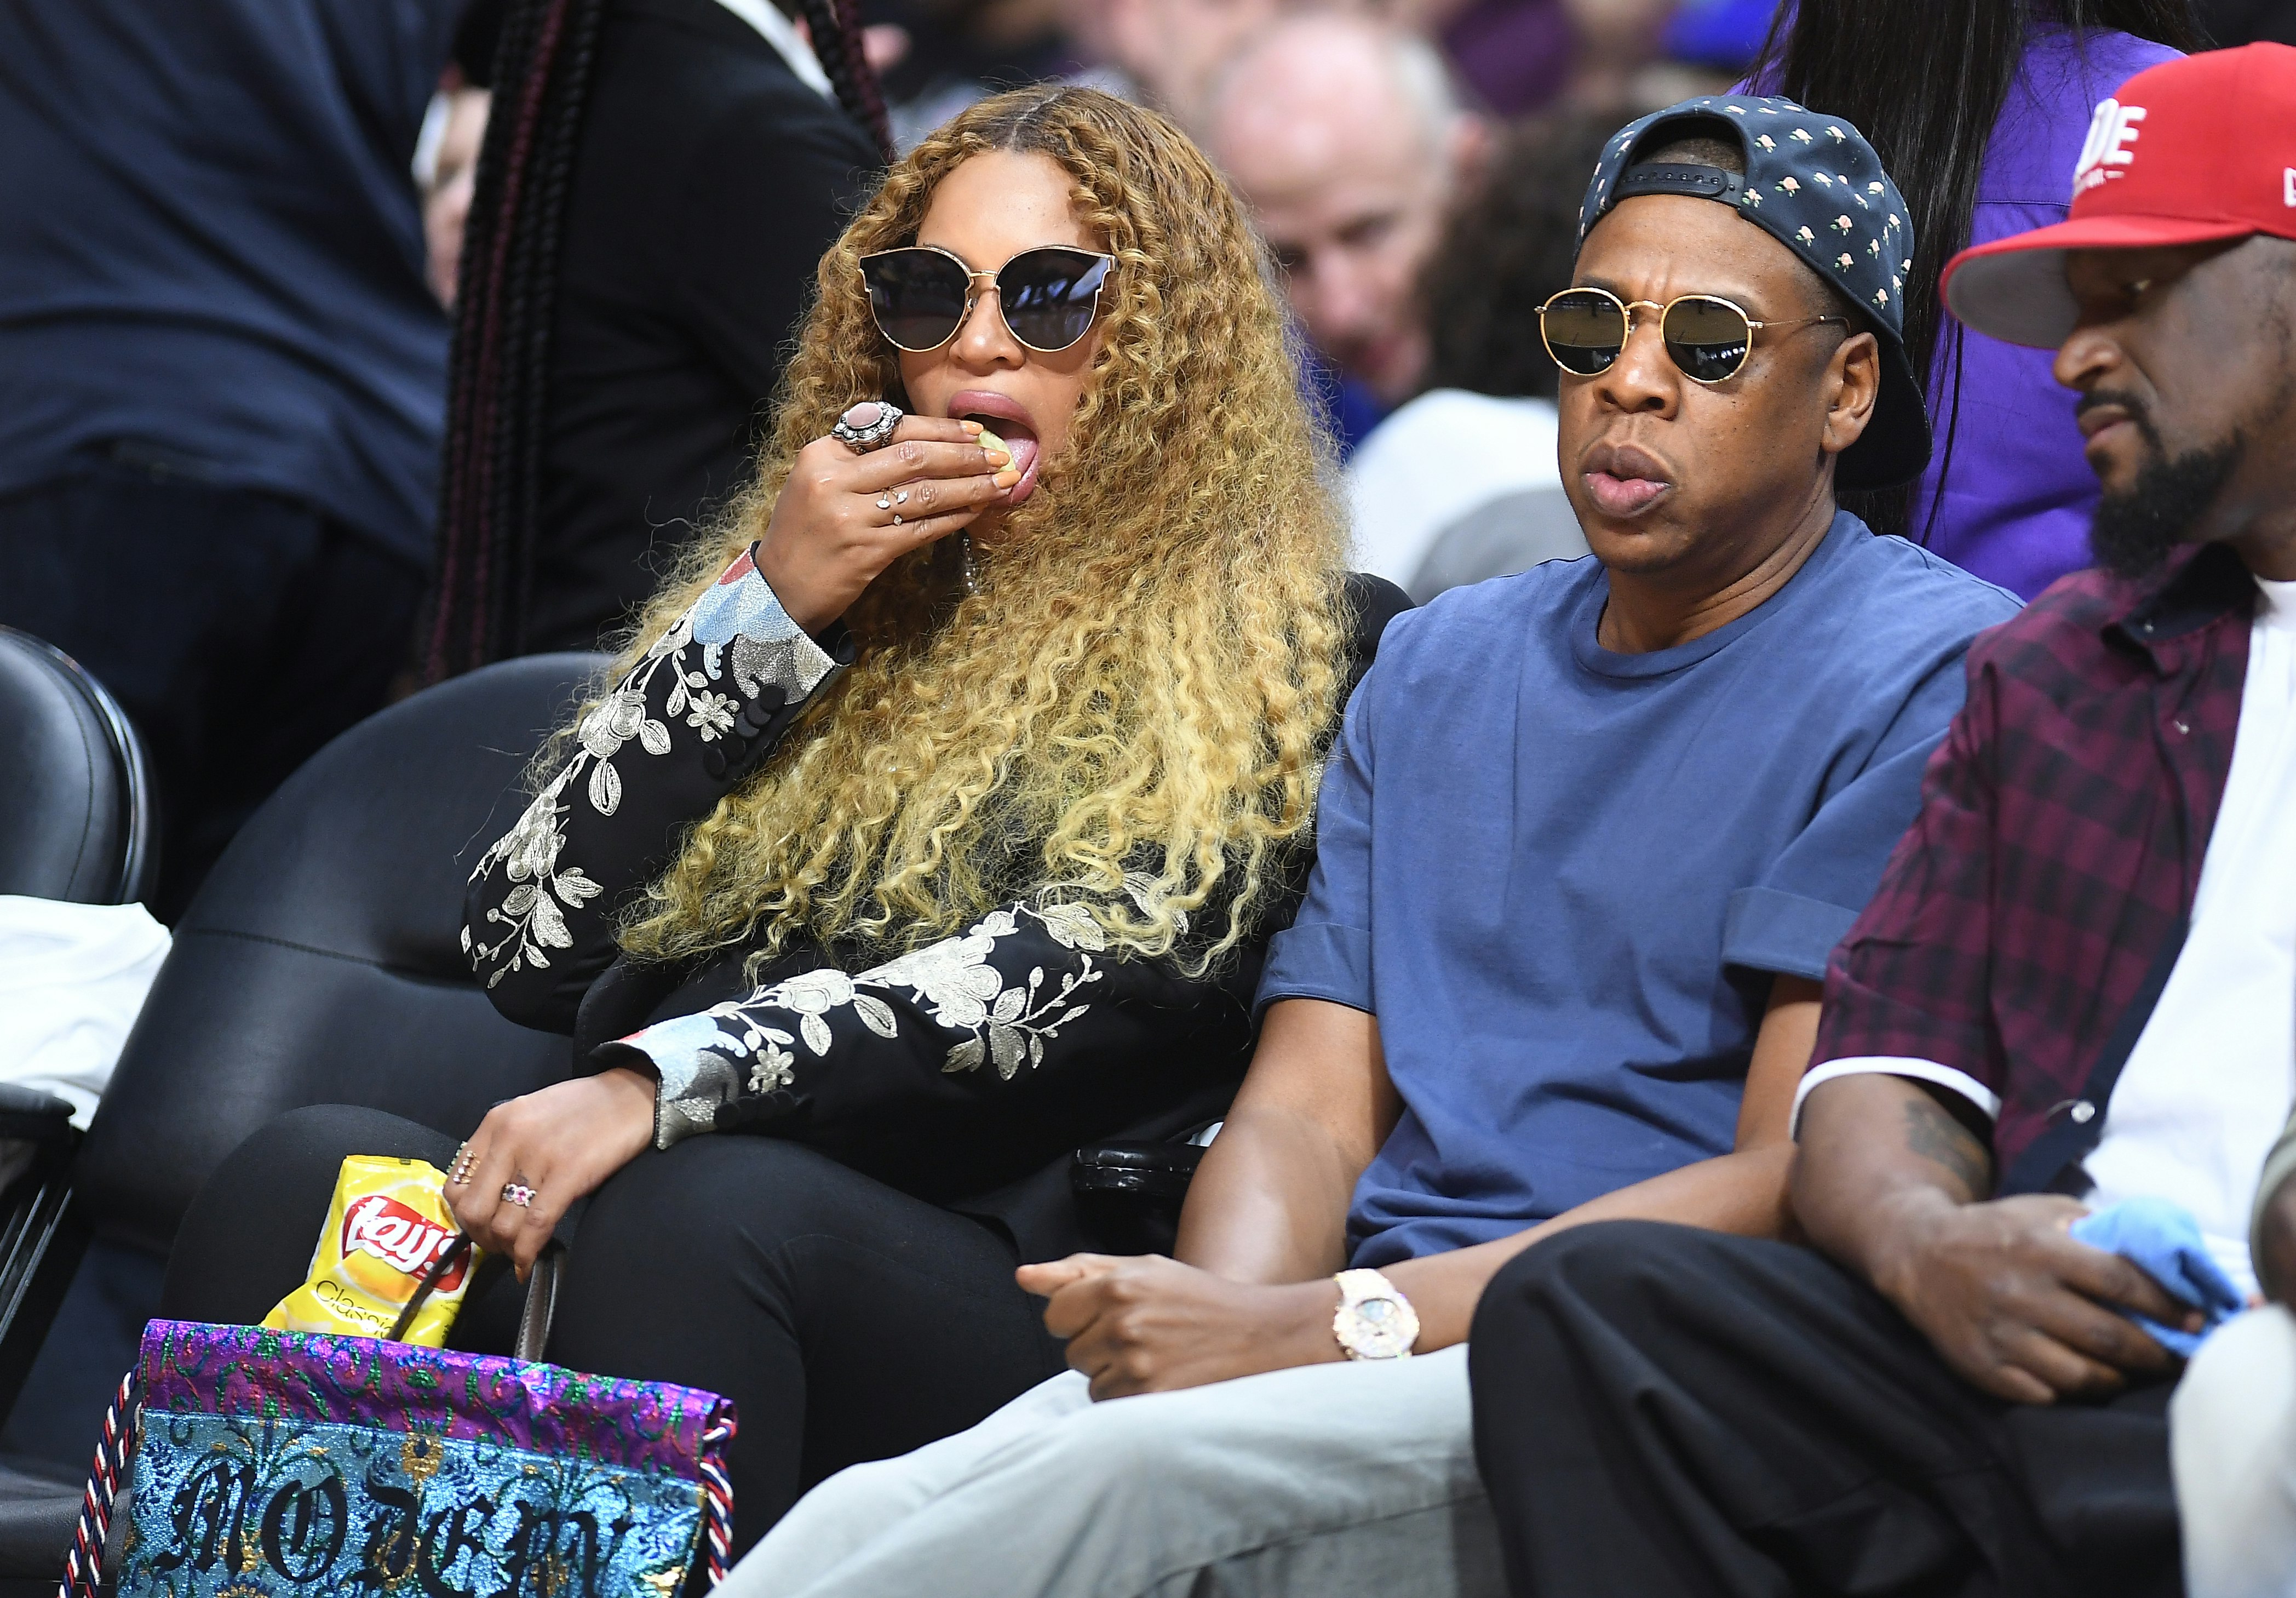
[961,531,979,597]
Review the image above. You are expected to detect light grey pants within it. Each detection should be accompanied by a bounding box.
[2174,1303,2296,1598]
[719,1345,1503,1598]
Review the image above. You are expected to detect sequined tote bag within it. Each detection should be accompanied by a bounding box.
[61,1241,738,1598]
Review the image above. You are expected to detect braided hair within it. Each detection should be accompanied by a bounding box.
[424,0,893,682]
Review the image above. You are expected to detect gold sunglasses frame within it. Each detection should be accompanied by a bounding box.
[1536,287,1846,385]
[858,243,1115,354]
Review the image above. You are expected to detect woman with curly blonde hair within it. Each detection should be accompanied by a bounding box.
[162,84,1404,1554]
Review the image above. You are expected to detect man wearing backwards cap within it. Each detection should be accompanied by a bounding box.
[1471,43,2296,1598]
[710,98,2013,1598]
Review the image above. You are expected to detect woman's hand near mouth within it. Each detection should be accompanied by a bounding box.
[943,389,1046,506]
[758,414,1018,632]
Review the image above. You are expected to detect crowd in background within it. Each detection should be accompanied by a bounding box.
[4,0,2295,921]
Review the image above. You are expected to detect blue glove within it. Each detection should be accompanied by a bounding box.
[2068,1196,2247,1357]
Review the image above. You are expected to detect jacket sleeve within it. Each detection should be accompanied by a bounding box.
[599,892,1244,1150]
[461,546,851,1031]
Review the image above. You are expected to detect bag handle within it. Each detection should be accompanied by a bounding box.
[514,1241,566,1364]
[61,1367,136,1598]
[388,1233,565,1361]
[387,1233,473,1343]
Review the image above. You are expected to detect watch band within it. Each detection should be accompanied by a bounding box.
[1331,1267,1420,1361]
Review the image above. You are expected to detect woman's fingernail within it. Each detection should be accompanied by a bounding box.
[993,467,1020,487]
[984,448,1011,466]
[960,420,982,434]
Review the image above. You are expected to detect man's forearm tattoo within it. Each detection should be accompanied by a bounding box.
[1901,1097,1991,1199]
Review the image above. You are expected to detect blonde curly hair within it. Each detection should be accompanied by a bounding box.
[609,85,1351,974]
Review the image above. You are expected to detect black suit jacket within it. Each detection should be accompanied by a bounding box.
[531,0,881,653]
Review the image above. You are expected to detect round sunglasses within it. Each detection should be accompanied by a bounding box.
[1537,287,1846,385]
[859,244,1113,354]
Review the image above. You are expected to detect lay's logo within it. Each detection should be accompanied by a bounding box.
[341,1194,468,1290]
[2074,98,2148,193]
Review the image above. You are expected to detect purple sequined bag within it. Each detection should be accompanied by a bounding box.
[63,1247,737,1598]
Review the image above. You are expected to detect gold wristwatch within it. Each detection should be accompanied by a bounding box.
[1331,1267,1420,1360]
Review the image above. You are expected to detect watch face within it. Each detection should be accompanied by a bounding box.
[1348,1296,1414,1358]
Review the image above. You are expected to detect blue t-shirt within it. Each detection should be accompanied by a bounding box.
[1258,513,2021,1267]
[0,0,460,565]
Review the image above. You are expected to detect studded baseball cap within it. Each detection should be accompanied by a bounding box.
[1579,95,1931,491]
[1943,45,2296,348]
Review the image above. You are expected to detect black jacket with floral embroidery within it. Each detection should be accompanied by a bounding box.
[463,547,1407,1221]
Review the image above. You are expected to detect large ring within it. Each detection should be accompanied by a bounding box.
[449,1142,476,1185]
[831,401,902,453]
[502,1182,535,1208]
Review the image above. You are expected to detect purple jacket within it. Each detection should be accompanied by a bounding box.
[1914,28,2182,598]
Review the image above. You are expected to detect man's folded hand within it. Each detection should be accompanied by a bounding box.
[1017,1254,1344,1401]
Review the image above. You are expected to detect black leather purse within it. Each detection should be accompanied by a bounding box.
[1069,1137,1210,1255]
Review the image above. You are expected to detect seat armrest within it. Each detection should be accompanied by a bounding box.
[0,1089,76,1147]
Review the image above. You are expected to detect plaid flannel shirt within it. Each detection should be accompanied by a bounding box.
[1801,543,2257,1194]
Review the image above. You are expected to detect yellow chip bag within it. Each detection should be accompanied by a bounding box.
[262,1155,478,1347]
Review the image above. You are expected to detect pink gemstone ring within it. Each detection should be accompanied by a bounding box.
[830,400,902,453]
[501,1182,536,1208]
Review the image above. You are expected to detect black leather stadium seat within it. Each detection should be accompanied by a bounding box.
[0,653,604,1589]
[0,627,153,906]
[75,652,604,1255]
[0,629,154,1591]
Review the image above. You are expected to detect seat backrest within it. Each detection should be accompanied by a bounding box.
[75,653,607,1255]
[0,628,153,904]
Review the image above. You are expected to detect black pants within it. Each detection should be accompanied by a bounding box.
[0,459,423,918]
[162,1106,1067,1556]
[1468,1221,2181,1598]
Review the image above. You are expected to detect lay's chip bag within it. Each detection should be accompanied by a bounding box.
[263,1155,479,1346]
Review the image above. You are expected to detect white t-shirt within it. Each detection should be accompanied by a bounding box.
[1345,390,1560,588]
[1793,574,2296,1299]
[2084,575,2296,1299]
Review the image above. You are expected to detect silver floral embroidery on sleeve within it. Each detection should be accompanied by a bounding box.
[462,552,841,986]
[630,893,1148,1147]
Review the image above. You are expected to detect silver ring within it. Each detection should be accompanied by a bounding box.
[876,494,893,509]
[831,400,903,453]
[892,512,904,526]
[502,1182,535,1208]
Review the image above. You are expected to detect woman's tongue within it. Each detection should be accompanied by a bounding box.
[1585,469,1668,518]
[985,425,1041,500]
[1003,429,1040,482]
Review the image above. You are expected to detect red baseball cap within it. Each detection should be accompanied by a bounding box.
[1942,43,2296,348]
